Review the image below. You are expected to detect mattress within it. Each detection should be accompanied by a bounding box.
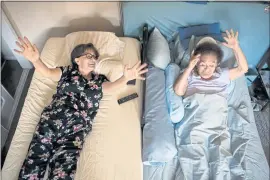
[143,76,270,180]
[2,37,143,180]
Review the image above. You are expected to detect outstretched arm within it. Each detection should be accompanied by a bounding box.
[14,36,62,81]
[223,30,248,81]
[102,61,148,93]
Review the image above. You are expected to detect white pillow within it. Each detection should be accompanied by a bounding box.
[95,60,124,82]
[64,31,125,62]
[147,28,171,70]
[40,37,124,82]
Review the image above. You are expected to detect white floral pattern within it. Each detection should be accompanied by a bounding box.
[19,65,108,180]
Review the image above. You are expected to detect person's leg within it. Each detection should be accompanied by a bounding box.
[48,118,91,180]
[19,118,56,179]
[165,63,185,123]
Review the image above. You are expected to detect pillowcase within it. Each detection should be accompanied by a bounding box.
[40,37,124,82]
[95,60,124,82]
[171,33,228,69]
[181,33,224,50]
[178,23,221,40]
[143,65,177,165]
[147,28,171,70]
[63,31,125,62]
[165,63,185,123]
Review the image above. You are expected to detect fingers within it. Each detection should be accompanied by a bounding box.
[235,31,239,40]
[137,76,146,80]
[133,60,141,70]
[33,44,39,52]
[230,29,234,37]
[15,41,24,51]
[137,62,147,71]
[194,58,200,65]
[222,42,230,48]
[223,37,229,42]
[18,37,28,49]
[192,54,200,62]
[225,30,231,38]
[194,54,201,59]
[24,36,33,49]
[13,49,23,54]
[138,68,148,75]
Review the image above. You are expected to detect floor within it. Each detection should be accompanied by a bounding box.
[254,104,270,165]
[1,61,34,167]
[1,60,23,98]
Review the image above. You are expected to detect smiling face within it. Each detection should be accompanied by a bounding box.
[74,49,98,74]
[71,43,99,76]
[196,54,218,79]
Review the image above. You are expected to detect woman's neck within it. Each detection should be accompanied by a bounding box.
[200,76,213,80]
[80,70,93,80]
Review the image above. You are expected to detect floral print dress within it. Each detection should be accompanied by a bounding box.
[19,65,108,180]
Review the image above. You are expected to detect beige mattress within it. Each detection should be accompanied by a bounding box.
[2,37,143,180]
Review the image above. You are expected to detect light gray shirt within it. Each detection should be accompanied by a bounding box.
[185,68,230,98]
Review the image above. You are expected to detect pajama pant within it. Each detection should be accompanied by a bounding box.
[19,111,91,180]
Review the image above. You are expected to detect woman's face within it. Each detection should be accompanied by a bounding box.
[75,49,98,74]
[196,54,218,79]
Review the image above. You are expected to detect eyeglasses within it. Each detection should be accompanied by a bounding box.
[80,53,97,60]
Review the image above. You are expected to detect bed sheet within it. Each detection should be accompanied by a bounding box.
[2,37,144,180]
[143,76,269,180]
[122,2,270,68]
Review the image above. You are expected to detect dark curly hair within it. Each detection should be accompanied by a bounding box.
[193,42,223,75]
[193,42,223,65]
[71,43,99,69]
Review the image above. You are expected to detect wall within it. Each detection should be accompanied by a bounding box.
[123,2,270,68]
[1,36,16,60]
[2,2,122,51]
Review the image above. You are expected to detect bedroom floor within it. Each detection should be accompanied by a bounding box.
[253,104,270,166]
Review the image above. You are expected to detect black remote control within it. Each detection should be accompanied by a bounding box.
[117,93,139,105]
[127,79,136,85]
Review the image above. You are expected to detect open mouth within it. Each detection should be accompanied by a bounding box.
[88,63,95,67]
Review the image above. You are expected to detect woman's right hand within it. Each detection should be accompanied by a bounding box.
[187,54,201,70]
[14,37,40,63]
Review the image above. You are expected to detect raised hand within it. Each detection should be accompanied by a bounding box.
[14,37,40,63]
[188,54,201,70]
[124,61,148,81]
[223,29,239,50]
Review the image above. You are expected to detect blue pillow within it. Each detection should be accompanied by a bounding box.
[165,63,185,123]
[178,23,221,40]
[181,33,224,50]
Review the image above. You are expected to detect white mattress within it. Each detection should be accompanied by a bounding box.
[2,37,143,180]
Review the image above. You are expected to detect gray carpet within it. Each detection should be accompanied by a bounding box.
[254,104,270,166]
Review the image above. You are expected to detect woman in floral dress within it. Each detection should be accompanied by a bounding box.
[14,37,148,180]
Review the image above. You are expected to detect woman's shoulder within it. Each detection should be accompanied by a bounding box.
[94,73,109,83]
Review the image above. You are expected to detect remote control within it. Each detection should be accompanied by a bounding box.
[127,79,136,85]
[118,93,139,105]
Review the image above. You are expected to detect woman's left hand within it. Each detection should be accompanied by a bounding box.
[223,29,240,50]
[124,61,148,81]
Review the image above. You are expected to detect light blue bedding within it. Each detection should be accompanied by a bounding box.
[143,76,270,180]
[143,65,177,165]
[122,2,270,68]
[142,25,269,180]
